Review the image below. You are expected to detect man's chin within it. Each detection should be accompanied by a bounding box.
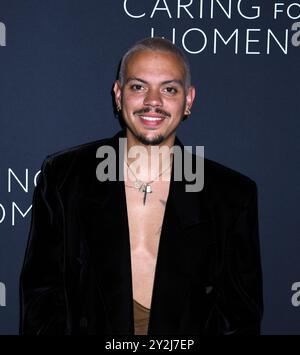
[135,133,165,146]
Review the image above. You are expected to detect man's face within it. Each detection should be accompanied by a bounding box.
[114,50,195,146]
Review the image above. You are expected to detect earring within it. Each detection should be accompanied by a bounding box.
[117,105,121,112]
[185,107,191,115]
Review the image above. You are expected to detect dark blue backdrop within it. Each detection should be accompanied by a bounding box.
[0,0,299,334]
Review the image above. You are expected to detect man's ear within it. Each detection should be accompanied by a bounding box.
[113,80,122,109]
[185,86,196,114]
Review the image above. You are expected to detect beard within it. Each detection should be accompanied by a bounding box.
[134,132,165,146]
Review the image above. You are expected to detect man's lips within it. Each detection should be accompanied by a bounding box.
[134,109,170,126]
[133,108,170,127]
[133,108,171,118]
[139,115,165,126]
[140,113,165,120]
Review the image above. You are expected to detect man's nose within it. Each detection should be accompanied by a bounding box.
[143,89,163,107]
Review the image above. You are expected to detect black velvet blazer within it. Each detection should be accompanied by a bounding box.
[20,130,263,335]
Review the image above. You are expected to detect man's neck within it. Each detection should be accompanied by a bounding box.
[125,130,174,183]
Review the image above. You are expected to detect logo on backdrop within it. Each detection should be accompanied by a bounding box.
[0,282,6,307]
[0,20,6,46]
[123,0,300,54]
[291,282,300,307]
[0,169,40,227]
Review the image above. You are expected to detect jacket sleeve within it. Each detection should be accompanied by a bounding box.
[206,181,264,335]
[20,158,68,335]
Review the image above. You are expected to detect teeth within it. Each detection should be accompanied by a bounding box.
[141,116,163,121]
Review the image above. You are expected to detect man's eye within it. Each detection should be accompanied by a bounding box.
[163,87,177,95]
[131,84,144,91]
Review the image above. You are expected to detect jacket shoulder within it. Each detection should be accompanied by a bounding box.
[204,158,257,207]
[40,137,111,187]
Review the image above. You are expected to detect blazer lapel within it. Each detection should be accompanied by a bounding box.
[147,141,215,335]
[78,131,134,334]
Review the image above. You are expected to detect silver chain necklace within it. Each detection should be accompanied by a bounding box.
[124,159,172,205]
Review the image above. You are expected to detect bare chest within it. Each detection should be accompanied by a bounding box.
[125,181,170,309]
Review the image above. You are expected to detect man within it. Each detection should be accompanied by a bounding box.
[20,37,263,335]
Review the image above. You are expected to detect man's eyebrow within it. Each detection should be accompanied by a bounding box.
[162,79,184,86]
[125,77,184,86]
[125,77,148,84]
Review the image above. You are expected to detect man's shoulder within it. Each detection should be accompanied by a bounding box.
[176,137,257,200]
[40,134,117,186]
[47,137,110,162]
[204,157,255,185]
[203,157,257,205]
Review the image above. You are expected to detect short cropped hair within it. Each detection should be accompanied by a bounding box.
[118,37,192,91]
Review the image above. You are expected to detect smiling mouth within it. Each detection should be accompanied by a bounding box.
[139,115,166,126]
[140,115,164,121]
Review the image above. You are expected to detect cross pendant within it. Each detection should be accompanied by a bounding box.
[142,184,152,205]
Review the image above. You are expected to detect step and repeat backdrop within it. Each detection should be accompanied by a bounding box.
[0,0,299,334]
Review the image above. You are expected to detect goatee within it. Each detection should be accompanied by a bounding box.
[135,133,165,146]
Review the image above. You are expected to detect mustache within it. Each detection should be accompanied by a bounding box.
[133,107,171,118]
